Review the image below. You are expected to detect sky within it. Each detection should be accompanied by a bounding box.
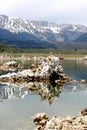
[0,0,87,26]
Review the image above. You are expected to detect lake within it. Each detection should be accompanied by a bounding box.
[0,60,87,130]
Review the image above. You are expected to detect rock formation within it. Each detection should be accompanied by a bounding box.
[34,109,87,130]
[0,61,17,72]
[0,54,71,84]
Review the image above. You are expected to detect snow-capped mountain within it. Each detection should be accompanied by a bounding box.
[0,15,87,49]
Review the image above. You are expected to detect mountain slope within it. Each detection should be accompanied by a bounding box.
[75,33,87,42]
[0,15,87,49]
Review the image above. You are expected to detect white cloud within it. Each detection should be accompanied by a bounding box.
[0,0,87,25]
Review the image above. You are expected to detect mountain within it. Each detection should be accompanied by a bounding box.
[0,15,87,49]
[75,33,87,42]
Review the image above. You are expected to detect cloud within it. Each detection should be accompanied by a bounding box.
[0,0,87,25]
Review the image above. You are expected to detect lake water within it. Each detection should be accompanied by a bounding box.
[0,60,87,130]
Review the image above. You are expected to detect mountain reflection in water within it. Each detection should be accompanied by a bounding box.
[0,81,87,104]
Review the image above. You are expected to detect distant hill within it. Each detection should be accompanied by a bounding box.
[0,43,19,52]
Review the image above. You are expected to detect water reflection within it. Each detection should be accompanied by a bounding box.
[77,59,87,66]
[28,82,62,105]
[0,82,62,104]
[0,81,87,104]
[62,60,87,80]
[63,81,87,92]
[0,83,28,101]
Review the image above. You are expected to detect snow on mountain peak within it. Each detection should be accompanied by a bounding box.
[0,15,87,42]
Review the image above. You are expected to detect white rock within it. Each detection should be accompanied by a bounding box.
[5,61,17,65]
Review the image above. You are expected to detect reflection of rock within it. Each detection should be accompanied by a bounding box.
[62,81,87,92]
[1,79,87,104]
[0,81,62,104]
[0,83,28,100]
[28,82,62,105]
[0,79,87,103]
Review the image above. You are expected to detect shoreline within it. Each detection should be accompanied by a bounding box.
[0,53,86,61]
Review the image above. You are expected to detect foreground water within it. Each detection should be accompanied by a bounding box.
[0,60,87,130]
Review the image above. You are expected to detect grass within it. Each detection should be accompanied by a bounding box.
[0,50,87,60]
[0,43,87,59]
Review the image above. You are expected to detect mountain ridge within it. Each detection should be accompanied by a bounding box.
[0,15,87,49]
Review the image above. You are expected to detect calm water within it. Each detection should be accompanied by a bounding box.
[0,60,87,130]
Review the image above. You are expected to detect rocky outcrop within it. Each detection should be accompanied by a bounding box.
[0,61,17,72]
[0,55,71,84]
[34,109,87,130]
[81,108,87,116]
[34,113,48,127]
